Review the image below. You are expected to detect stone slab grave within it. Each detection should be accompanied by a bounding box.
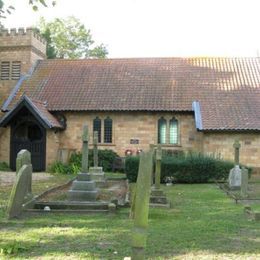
[29,124,116,214]
[88,131,106,187]
[68,124,98,201]
[228,139,242,190]
[150,145,170,208]
[6,150,33,219]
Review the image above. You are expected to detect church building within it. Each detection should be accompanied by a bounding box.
[0,28,260,171]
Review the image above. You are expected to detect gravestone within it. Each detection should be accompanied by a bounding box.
[131,150,153,260]
[228,140,242,190]
[16,150,33,201]
[68,124,98,201]
[150,145,170,207]
[89,131,105,186]
[241,167,249,198]
[7,150,33,219]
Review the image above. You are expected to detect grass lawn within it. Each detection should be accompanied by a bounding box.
[0,175,260,259]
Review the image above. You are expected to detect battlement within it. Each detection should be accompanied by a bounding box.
[0,27,46,44]
[0,27,46,58]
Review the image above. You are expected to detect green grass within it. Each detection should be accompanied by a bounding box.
[0,178,260,259]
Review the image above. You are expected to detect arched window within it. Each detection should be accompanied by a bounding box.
[104,117,113,143]
[158,117,167,144]
[169,118,178,144]
[93,117,101,143]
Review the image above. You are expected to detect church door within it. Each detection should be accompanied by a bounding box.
[10,120,46,171]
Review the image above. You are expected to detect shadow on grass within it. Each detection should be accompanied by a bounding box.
[0,184,259,259]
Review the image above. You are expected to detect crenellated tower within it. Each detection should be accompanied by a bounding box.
[0,27,47,112]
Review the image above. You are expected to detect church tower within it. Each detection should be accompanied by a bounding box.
[0,27,47,112]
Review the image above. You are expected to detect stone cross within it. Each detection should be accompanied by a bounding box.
[233,139,241,166]
[131,150,153,260]
[155,145,162,190]
[81,124,89,173]
[16,150,32,196]
[93,131,98,167]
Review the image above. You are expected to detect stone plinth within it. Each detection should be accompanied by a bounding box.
[68,173,98,201]
[150,186,170,207]
[89,167,106,185]
[228,165,242,190]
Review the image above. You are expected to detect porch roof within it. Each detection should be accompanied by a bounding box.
[0,95,63,129]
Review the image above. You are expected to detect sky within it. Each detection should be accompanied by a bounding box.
[3,0,260,58]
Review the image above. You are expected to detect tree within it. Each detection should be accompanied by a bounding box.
[38,17,108,59]
[0,0,56,27]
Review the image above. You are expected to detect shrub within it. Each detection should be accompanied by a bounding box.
[125,153,237,183]
[0,162,11,171]
[48,149,119,175]
[125,156,140,182]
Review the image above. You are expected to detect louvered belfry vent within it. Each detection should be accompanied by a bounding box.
[11,61,21,80]
[1,61,10,80]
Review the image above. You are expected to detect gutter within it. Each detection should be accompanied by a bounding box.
[192,101,203,131]
[1,60,40,112]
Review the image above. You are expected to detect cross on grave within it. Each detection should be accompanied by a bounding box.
[155,145,162,190]
[233,139,241,166]
[81,124,89,173]
[93,131,98,168]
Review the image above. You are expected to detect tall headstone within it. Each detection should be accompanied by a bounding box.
[89,131,105,185]
[16,150,33,200]
[241,167,249,198]
[82,124,89,173]
[93,131,98,168]
[7,151,33,219]
[155,145,162,190]
[68,124,98,201]
[150,145,169,207]
[131,150,153,260]
[228,140,242,190]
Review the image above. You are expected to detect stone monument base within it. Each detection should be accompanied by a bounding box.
[68,173,98,201]
[150,186,170,208]
[89,167,105,179]
[228,165,242,190]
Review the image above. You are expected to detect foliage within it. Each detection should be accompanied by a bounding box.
[0,240,28,255]
[38,16,108,59]
[0,0,55,27]
[125,156,140,182]
[0,161,11,171]
[125,153,237,183]
[48,149,119,175]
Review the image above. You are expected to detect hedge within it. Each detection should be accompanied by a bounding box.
[125,153,243,183]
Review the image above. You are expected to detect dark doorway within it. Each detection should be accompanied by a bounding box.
[10,119,46,171]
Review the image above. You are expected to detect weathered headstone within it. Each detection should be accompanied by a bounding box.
[89,131,105,185]
[16,150,33,201]
[228,140,242,190]
[241,167,249,198]
[150,145,169,207]
[131,150,153,260]
[82,124,89,173]
[68,124,98,201]
[6,164,32,219]
[93,131,98,167]
[155,145,162,190]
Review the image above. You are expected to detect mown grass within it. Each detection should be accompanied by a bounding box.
[0,175,260,259]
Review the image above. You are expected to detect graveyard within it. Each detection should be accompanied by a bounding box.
[0,130,260,259]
